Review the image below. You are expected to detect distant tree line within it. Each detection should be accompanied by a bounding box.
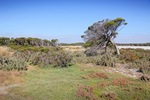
[0,37,58,47]
[60,42,150,46]
[117,43,150,46]
[60,42,84,46]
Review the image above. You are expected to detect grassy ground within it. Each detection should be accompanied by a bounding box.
[1,64,150,100]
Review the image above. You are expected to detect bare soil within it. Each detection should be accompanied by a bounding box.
[103,64,143,78]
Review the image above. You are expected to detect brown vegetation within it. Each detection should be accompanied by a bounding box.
[101,92,116,100]
[0,70,23,86]
[112,78,129,86]
[0,46,13,57]
[77,85,97,100]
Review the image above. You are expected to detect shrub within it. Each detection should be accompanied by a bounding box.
[120,49,138,62]
[119,48,150,75]
[72,51,88,64]
[32,50,72,67]
[73,52,117,67]
[13,47,72,67]
[0,56,27,71]
[87,53,117,67]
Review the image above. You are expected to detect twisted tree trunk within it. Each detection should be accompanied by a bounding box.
[110,39,120,55]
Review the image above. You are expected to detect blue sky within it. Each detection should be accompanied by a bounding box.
[0,0,150,43]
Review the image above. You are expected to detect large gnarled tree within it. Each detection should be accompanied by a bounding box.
[82,18,127,56]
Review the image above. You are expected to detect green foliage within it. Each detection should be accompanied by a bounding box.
[32,50,72,67]
[0,37,58,47]
[82,41,93,48]
[13,46,72,67]
[9,45,51,52]
[60,42,84,46]
[117,43,150,46]
[0,56,27,71]
[114,17,124,21]
[73,51,117,67]
[87,53,117,67]
[104,21,116,27]
[0,37,10,45]
[82,18,127,55]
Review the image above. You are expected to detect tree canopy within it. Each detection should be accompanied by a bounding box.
[0,37,58,47]
[82,18,127,56]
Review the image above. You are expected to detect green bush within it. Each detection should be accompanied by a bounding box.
[73,51,117,67]
[31,50,72,67]
[88,53,117,67]
[0,56,27,71]
[13,47,72,67]
[72,51,88,64]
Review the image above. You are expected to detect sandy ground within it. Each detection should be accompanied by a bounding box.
[61,46,150,52]
[117,46,150,50]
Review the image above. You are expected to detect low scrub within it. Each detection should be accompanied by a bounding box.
[88,53,117,67]
[73,52,117,67]
[120,48,150,75]
[0,46,72,69]
[0,56,27,71]
[13,46,72,67]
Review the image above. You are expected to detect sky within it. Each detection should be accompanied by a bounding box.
[0,0,150,43]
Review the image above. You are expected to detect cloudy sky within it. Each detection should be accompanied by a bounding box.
[0,0,150,43]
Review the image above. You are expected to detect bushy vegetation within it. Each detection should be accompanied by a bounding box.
[0,45,72,71]
[73,51,117,67]
[0,46,27,71]
[120,48,150,74]
[0,45,149,100]
[0,36,149,100]
[0,56,27,71]
[87,53,117,67]
[60,42,84,46]
[13,46,72,67]
[73,48,150,75]
[117,42,150,46]
[0,37,58,47]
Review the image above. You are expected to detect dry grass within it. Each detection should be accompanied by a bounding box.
[61,46,85,52]
[0,70,24,86]
[0,46,13,57]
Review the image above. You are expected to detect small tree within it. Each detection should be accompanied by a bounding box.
[51,39,58,46]
[82,18,127,56]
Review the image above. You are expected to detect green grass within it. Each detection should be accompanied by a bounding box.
[2,65,150,100]
[5,65,102,100]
